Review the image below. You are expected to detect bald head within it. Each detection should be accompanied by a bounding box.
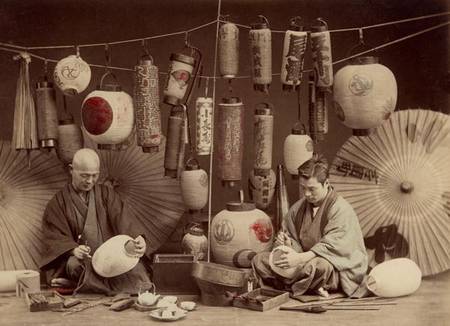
[70,148,100,192]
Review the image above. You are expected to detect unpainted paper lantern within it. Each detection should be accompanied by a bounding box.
[253,102,274,176]
[163,53,196,106]
[54,55,91,96]
[367,258,422,297]
[35,80,59,148]
[181,224,208,261]
[195,97,213,156]
[248,168,276,210]
[164,104,186,178]
[81,72,134,149]
[249,16,272,93]
[219,21,239,79]
[134,56,161,153]
[211,202,273,268]
[57,117,83,165]
[180,158,208,213]
[310,18,333,89]
[283,122,314,178]
[333,56,397,135]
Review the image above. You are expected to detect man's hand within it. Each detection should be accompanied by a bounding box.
[273,251,316,269]
[274,231,292,247]
[72,245,91,260]
[124,235,146,258]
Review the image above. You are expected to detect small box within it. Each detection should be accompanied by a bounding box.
[25,291,64,312]
[233,288,290,311]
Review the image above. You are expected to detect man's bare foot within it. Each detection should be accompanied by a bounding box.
[316,287,330,298]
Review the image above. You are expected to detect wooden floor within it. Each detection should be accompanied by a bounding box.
[1,271,449,326]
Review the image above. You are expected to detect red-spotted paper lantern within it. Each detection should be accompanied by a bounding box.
[333,56,397,135]
[163,53,196,106]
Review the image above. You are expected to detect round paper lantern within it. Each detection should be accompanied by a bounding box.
[54,54,91,96]
[81,72,134,149]
[366,258,422,297]
[180,158,208,213]
[333,56,397,135]
[283,122,314,178]
[181,224,208,261]
[248,168,276,210]
[269,245,298,279]
[211,202,273,268]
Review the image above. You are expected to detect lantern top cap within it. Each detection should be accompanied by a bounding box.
[350,56,379,65]
[291,122,307,135]
[187,224,205,236]
[222,96,242,104]
[170,52,196,66]
[98,83,122,91]
[251,15,270,29]
[185,157,200,170]
[311,18,329,32]
[288,16,303,31]
[255,102,273,115]
[226,202,256,211]
[36,80,54,89]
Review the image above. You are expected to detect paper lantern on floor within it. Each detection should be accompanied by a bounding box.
[54,54,91,96]
[217,97,244,187]
[333,56,397,135]
[195,97,213,156]
[180,158,208,213]
[248,168,276,210]
[35,78,58,149]
[182,224,208,261]
[219,21,239,79]
[81,71,134,150]
[310,18,333,89]
[211,202,273,268]
[57,117,83,165]
[249,15,272,93]
[283,122,314,178]
[280,17,307,91]
[134,55,161,153]
[163,53,196,106]
[253,102,274,176]
[366,258,422,297]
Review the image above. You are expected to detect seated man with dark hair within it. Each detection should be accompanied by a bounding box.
[252,154,368,298]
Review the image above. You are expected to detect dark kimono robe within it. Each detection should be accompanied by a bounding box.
[39,184,151,294]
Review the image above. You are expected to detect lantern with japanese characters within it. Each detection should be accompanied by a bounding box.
[253,102,273,176]
[249,16,272,93]
[219,21,239,79]
[180,158,208,213]
[248,168,276,210]
[333,56,397,135]
[81,72,134,149]
[195,96,213,156]
[163,53,196,106]
[211,202,273,268]
[310,18,333,89]
[283,122,314,178]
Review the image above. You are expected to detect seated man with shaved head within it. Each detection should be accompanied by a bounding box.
[40,148,151,294]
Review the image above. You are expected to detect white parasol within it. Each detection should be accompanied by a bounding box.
[0,141,68,270]
[330,109,450,276]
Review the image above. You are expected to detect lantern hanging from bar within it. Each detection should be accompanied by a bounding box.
[53,49,91,96]
[308,73,328,143]
[81,71,134,150]
[195,79,213,156]
[164,104,186,178]
[249,15,272,93]
[180,158,208,214]
[253,102,273,177]
[219,17,239,79]
[56,98,83,167]
[217,97,244,187]
[163,50,196,106]
[283,122,314,178]
[280,17,308,91]
[248,168,276,210]
[310,18,333,89]
[134,47,161,153]
[35,62,58,149]
[275,164,290,234]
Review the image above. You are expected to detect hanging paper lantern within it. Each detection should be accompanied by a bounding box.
[163,53,196,106]
[164,104,186,178]
[134,55,161,153]
[280,17,307,91]
[195,97,213,156]
[253,102,273,176]
[217,97,244,187]
[54,54,91,96]
[211,202,273,268]
[249,16,272,93]
[333,56,397,135]
[248,168,276,210]
[81,72,134,149]
[180,158,208,213]
[56,117,83,165]
[283,122,314,178]
[35,79,58,149]
[308,74,328,143]
[275,164,290,234]
[219,21,239,79]
[310,18,333,89]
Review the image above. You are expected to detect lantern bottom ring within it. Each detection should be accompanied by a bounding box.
[40,139,57,148]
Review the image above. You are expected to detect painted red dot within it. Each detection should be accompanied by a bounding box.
[82,96,113,135]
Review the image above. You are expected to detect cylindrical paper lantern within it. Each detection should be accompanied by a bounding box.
[280,18,307,91]
[35,80,58,148]
[57,117,83,165]
[134,56,161,153]
[310,18,333,89]
[180,158,208,213]
[163,53,196,106]
[54,55,91,96]
[283,122,314,178]
[253,102,273,176]
[249,16,272,93]
[81,72,134,149]
[308,74,328,143]
[195,97,213,156]
[217,97,244,187]
[164,105,185,178]
[219,21,239,79]
[333,56,397,135]
[248,168,276,210]
[275,164,290,234]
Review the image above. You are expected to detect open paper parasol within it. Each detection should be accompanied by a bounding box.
[0,141,68,270]
[84,132,185,252]
[330,109,450,276]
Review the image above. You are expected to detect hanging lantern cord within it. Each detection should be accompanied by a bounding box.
[104,43,111,73]
[297,83,302,121]
[43,60,48,82]
[141,39,152,60]
[358,28,365,45]
[74,45,80,57]
[205,77,209,98]
[228,79,233,93]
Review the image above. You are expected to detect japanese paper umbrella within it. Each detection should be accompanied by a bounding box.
[330,109,450,276]
[0,140,68,270]
[84,133,185,252]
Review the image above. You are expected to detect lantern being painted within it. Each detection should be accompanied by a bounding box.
[219,21,239,79]
[180,158,208,213]
[134,56,161,153]
[81,72,134,149]
[253,102,273,176]
[249,16,272,93]
[333,56,397,135]
[54,55,91,96]
[211,202,273,268]
[195,97,213,156]
[283,122,314,178]
[163,53,196,106]
[35,80,58,148]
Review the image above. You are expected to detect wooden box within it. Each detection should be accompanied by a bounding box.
[25,291,64,312]
[233,288,290,311]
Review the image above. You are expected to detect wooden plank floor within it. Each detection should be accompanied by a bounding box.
[1,271,449,326]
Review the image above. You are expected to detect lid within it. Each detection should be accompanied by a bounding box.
[185,157,200,170]
[311,18,329,32]
[226,201,256,211]
[291,121,307,135]
[36,80,54,88]
[350,56,379,65]
[254,102,273,115]
[170,53,196,66]
[288,16,303,31]
[98,84,122,91]
[59,117,75,125]
[221,96,242,104]
[251,15,270,30]
[187,225,205,236]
